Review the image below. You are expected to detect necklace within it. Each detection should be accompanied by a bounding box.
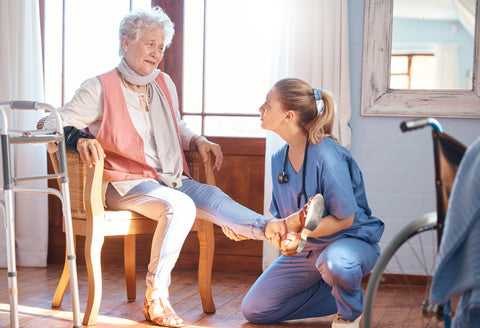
[138,92,150,112]
[120,76,151,111]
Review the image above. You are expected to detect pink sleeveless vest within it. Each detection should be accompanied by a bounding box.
[96,69,189,182]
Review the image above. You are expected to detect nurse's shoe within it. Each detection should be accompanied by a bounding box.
[331,313,362,328]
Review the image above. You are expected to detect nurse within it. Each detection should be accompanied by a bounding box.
[239,78,384,328]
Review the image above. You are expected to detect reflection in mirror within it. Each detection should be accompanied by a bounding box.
[391,0,475,90]
[361,0,480,117]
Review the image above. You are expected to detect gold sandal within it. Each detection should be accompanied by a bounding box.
[283,194,324,256]
[142,297,184,327]
[297,193,324,252]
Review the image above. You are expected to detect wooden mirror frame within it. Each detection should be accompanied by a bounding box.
[361,0,480,118]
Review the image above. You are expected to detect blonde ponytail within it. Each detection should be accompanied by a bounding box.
[306,90,337,144]
[273,78,337,145]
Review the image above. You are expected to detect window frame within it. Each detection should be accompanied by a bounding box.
[390,53,435,90]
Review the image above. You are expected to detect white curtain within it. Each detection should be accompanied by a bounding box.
[263,0,352,269]
[0,0,48,267]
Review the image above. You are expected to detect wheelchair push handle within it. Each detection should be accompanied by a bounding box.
[400,118,443,133]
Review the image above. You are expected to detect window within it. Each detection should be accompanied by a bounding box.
[44,0,281,136]
[182,0,279,137]
[44,0,151,106]
[390,54,436,90]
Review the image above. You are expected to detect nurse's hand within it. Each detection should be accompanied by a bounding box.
[265,219,288,250]
[222,226,250,241]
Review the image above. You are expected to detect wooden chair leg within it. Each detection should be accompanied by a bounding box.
[196,219,216,313]
[83,230,104,326]
[124,235,136,301]
[52,235,76,308]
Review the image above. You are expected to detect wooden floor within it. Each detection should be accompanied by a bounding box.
[0,265,421,328]
[0,265,336,328]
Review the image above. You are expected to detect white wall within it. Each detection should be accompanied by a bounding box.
[348,0,480,256]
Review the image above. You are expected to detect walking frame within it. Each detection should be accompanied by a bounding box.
[0,101,81,328]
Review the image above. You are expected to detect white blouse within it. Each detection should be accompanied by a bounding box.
[44,73,196,198]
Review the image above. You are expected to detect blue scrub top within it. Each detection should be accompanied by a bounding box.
[270,137,384,245]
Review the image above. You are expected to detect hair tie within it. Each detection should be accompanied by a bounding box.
[313,87,324,115]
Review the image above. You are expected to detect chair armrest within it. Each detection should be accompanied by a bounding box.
[83,154,105,221]
[49,148,105,220]
[184,150,216,186]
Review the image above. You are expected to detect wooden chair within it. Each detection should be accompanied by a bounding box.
[49,148,216,326]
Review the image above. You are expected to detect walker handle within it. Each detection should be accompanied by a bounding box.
[9,101,38,110]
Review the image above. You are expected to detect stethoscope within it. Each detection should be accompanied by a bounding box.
[278,138,309,209]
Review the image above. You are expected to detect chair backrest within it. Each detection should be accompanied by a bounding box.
[432,130,466,245]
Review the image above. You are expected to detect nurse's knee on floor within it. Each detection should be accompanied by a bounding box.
[241,298,277,324]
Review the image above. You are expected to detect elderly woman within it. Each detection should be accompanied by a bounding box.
[42,7,323,328]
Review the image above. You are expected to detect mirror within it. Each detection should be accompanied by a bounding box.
[361,0,480,117]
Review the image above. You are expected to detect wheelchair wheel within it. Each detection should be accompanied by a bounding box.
[363,212,455,327]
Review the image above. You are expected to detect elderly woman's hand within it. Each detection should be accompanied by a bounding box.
[37,117,58,153]
[192,136,223,170]
[36,116,47,130]
[77,138,105,167]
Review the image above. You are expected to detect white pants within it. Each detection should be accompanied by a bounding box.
[106,178,270,291]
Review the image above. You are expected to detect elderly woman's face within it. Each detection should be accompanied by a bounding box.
[122,27,165,76]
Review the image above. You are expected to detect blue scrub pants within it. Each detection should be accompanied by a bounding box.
[106,178,269,291]
[242,238,380,323]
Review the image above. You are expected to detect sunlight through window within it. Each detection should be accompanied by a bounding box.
[44,0,150,106]
[183,0,279,137]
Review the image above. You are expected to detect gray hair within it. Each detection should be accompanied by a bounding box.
[118,7,175,57]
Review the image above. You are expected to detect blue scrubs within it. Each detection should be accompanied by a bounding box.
[242,137,384,323]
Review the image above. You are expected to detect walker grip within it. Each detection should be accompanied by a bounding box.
[10,101,38,110]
